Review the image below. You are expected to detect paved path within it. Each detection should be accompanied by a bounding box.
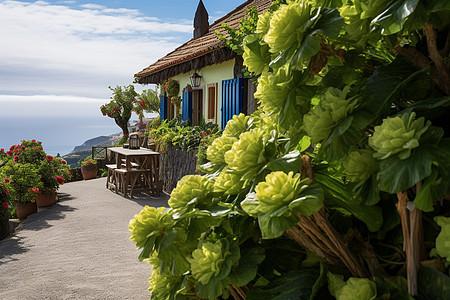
[0,178,169,299]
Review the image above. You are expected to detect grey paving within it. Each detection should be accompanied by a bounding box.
[0,177,169,300]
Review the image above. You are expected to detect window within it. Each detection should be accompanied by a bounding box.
[207,83,218,123]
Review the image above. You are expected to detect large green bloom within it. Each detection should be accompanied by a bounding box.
[304,86,356,143]
[256,10,271,35]
[255,171,301,213]
[243,33,271,75]
[188,240,231,285]
[344,149,379,182]
[264,0,312,54]
[434,216,450,264]
[224,129,268,177]
[129,206,172,249]
[206,136,237,165]
[222,113,250,138]
[369,112,431,160]
[168,175,213,209]
[255,66,294,115]
[213,171,243,196]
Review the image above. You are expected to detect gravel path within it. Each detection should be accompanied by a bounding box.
[0,177,169,299]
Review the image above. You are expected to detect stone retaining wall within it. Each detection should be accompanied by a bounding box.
[159,145,199,194]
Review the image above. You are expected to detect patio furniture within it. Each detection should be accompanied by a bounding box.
[108,147,160,197]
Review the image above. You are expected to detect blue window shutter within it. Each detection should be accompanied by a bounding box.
[221,78,243,129]
[160,94,167,120]
[182,89,192,122]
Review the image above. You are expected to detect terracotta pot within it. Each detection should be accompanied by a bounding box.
[16,202,37,221]
[36,192,57,207]
[81,165,98,180]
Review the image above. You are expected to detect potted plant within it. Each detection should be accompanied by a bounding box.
[1,161,42,221]
[36,156,69,207]
[81,157,98,180]
[0,181,11,240]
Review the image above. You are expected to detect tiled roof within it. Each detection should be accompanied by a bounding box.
[135,0,272,81]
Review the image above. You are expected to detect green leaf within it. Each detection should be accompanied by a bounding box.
[139,235,156,261]
[289,185,324,217]
[418,266,450,300]
[414,169,440,212]
[246,268,322,300]
[258,210,299,240]
[314,171,383,232]
[377,145,434,193]
[371,0,420,35]
[228,245,265,286]
[266,151,301,173]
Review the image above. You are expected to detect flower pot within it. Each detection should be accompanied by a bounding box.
[16,202,37,221]
[81,165,98,180]
[36,192,57,207]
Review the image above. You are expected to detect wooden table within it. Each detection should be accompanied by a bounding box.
[108,147,160,197]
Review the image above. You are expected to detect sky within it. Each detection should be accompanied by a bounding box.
[0,0,245,119]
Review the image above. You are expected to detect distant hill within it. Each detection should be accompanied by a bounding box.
[63,134,121,168]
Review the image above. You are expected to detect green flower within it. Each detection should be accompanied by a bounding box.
[344,149,379,182]
[213,171,243,196]
[434,216,450,264]
[254,66,294,115]
[264,0,312,54]
[129,206,172,249]
[168,175,213,209]
[304,86,356,143]
[328,272,377,300]
[188,240,231,285]
[222,113,250,138]
[256,10,271,35]
[206,136,237,165]
[243,33,271,75]
[148,256,185,299]
[369,112,431,160]
[254,171,301,213]
[224,129,268,177]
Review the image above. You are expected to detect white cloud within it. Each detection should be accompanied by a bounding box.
[0,0,193,101]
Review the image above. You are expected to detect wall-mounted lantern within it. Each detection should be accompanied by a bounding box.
[190,72,202,88]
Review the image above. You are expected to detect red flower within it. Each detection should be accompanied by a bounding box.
[14,155,19,163]
[4,189,9,195]
[210,134,213,137]
[46,155,54,161]
[62,160,67,164]
[4,178,10,183]
[38,141,42,144]
[21,146,25,150]
[2,202,8,209]
[31,139,36,142]
[0,148,4,152]
[203,132,207,136]
[141,100,146,109]
[29,187,39,194]
[13,150,18,153]
[6,151,12,155]
[56,176,65,184]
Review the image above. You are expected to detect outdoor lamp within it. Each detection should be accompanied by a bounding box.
[129,133,140,149]
[190,72,202,88]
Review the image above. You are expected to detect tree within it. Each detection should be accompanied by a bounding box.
[100,85,138,137]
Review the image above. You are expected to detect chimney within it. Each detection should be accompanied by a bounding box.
[193,0,209,39]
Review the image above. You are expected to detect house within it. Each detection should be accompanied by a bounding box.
[134,0,272,129]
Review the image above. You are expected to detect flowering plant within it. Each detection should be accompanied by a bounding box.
[0,181,11,219]
[1,161,42,204]
[163,79,180,99]
[81,157,97,167]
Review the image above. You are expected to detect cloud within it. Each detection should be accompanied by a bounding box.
[0,0,193,100]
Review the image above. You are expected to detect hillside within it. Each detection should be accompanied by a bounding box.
[63,134,121,167]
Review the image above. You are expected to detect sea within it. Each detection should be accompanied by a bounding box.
[0,116,120,156]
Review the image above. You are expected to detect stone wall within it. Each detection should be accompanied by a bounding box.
[159,145,199,194]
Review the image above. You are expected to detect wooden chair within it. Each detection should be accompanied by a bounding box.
[106,164,117,189]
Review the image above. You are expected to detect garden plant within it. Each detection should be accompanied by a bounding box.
[130,0,450,299]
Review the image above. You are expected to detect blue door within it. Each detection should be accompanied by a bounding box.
[182,89,193,122]
[221,78,243,129]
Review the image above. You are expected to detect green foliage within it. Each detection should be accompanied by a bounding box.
[1,161,42,204]
[130,0,450,298]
